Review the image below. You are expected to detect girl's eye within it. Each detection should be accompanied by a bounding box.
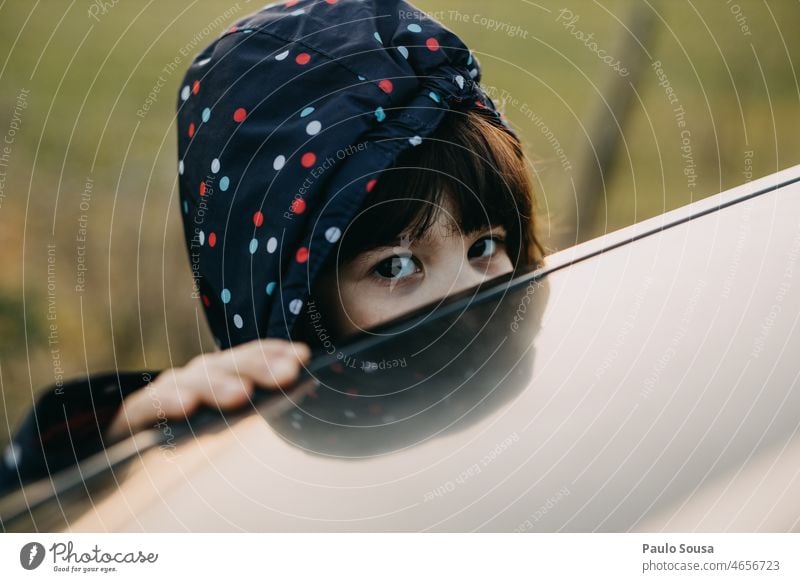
[468,235,503,260]
[373,255,418,280]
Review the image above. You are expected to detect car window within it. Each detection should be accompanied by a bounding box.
[266,267,548,457]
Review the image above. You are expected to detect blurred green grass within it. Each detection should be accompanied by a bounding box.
[0,0,798,443]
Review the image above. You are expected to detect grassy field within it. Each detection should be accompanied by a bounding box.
[0,0,798,442]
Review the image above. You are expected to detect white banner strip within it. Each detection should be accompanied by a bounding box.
[1,533,798,581]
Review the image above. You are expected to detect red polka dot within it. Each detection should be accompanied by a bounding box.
[228,25,238,33]
[233,108,247,123]
[285,0,299,6]
[253,211,264,227]
[475,100,486,109]
[202,295,211,307]
[188,122,195,137]
[426,37,440,51]
[325,0,338,3]
[192,80,200,94]
[296,247,309,263]
[199,181,206,196]
[291,198,306,214]
[301,152,316,168]
[295,52,311,65]
[378,79,393,94]
[208,232,217,247]
[366,178,378,192]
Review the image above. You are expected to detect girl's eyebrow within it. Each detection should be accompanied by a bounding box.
[347,224,507,264]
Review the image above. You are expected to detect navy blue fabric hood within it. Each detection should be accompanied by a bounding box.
[176,0,515,348]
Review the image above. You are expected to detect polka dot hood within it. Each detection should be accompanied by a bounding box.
[176,0,516,349]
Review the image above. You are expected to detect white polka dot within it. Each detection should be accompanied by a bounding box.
[198,230,205,246]
[324,226,341,243]
[409,135,423,146]
[469,68,478,79]
[306,120,322,135]
[233,314,244,329]
[275,49,289,61]
[211,158,220,173]
[180,85,191,101]
[290,8,304,16]
[3,442,21,468]
[289,299,303,315]
[266,237,278,253]
[178,160,184,175]
[196,57,211,67]
[273,155,286,171]
[454,75,465,89]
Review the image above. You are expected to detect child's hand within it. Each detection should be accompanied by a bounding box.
[105,339,310,441]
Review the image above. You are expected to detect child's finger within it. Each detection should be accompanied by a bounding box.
[244,350,307,390]
[195,374,254,409]
[237,338,311,362]
[105,370,190,440]
[204,339,308,375]
[215,341,310,389]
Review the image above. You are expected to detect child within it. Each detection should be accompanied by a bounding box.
[1,0,544,490]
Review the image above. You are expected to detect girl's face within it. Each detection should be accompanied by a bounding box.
[320,198,513,338]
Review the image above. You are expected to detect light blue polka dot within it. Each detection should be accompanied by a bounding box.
[249,238,258,254]
[219,176,230,191]
[373,31,382,44]
[357,75,366,81]
[407,23,422,33]
[266,281,276,295]
[201,107,211,122]
[300,106,315,117]
[374,106,386,122]
[428,91,440,103]
[233,314,244,328]
[183,200,188,214]
[467,53,473,66]
[221,288,231,304]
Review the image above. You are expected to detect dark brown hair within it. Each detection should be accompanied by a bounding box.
[335,108,544,269]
